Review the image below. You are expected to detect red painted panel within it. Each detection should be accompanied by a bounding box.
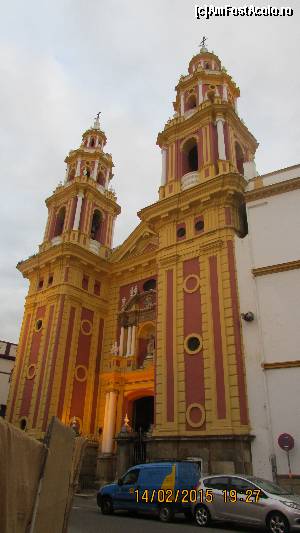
[32,305,54,427]
[183,259,206,430]
[166,270,174,422]
[68,196,77,230]
[8,313,32,421]
[225,207,232,225]
[101,212,108,245]
[224,122,230,160]
[57,307,76,419]
[90,318,104,434]
[79,198,86,232]
[42,296,65,430]
[227,240,248,425]
[197,128,203,169]
[210,123,218,165]
[19,306,46,418]
[209,256,226,419]
[69,308,94,423]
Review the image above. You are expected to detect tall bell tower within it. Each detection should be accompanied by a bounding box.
[137,43,259,471]
[7,116,120,439]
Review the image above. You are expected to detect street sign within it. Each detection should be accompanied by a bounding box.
[278,433,294,451]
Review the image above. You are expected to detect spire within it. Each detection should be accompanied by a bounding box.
[198,36,208,54]
[93,111,101,130]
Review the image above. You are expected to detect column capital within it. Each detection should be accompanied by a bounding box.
[216,114,225,124]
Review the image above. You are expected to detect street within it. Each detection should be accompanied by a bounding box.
[69,496,263,533]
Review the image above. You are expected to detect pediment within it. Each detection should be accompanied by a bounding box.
[111,222,158,262]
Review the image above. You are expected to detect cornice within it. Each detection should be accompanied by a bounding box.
[46,177,120,214]
[252,259,300,277]
[138,173,247,224]
[262,360,300,370]
[157,101,258,150]
[246,176,300,203]
[17,241,111,277]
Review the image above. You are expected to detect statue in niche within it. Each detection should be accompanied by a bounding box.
[146,334,155,359]
[144,294,153,309]
[121,296,126,309]
[110,341,119,356]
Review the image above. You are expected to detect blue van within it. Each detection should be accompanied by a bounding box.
[97,461,200,522]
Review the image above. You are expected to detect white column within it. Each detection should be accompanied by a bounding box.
[131,325,136,355]
[64,165,69,184]
[234,99,238,114]
[216,116,226,161]
[105,168,110,189]
[126,327,132,356]
[101,392,110,452]
[161,148,167,186]
[223,84,228,102]
[102,391,118,454]
[198,80,203,104]
[75,159,81,177]
[180,93,184,115]
[119,326,125,356]
[73,191,84,230]
[93,160,99,180]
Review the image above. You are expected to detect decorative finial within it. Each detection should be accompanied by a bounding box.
[199,36,207,51]
[93,111,101,130]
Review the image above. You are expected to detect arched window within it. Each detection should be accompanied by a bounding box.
[186,94,197,111]
[90,209,102,242]
[53,206,66,237]
[90,137,95,147]
[235,142,244,175]
[68,167,75,181]
[205,62,210,69]
[143,279,156,292]
[182,138,198,174]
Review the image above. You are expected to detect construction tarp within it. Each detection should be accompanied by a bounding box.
[0,417,46,533]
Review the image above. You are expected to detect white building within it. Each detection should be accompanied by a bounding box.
[0,340,17,418]
[235,164,300,489]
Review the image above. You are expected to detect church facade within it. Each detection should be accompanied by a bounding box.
[7,46,260,478]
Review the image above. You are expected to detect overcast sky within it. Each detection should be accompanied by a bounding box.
[1,0,299,343]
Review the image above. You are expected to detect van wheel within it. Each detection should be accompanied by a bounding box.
[194,504,211,527]
[267,512,290,533]
[159,505,174,522]
[101,496,113,515]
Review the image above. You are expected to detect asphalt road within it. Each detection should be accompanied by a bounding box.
[68,496,263,533]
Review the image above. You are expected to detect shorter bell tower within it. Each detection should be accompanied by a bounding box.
[7,116,120,440]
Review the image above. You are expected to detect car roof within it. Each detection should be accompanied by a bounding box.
[132,461,196,469]
[200,474,260,482]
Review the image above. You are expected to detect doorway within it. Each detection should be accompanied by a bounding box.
[132,396,154,433]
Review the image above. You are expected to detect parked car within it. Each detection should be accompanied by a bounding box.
[192,474,300,532]
[97,461,200,522]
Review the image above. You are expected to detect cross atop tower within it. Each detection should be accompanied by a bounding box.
[199,36,207,50]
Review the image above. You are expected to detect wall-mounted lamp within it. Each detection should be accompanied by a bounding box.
[241,311,255,322]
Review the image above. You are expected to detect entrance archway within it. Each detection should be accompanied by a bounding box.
[132,396,154,433]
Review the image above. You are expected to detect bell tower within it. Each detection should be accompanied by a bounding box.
[137,44,259,471]
[158,44,258,201]
[7,116,120,439]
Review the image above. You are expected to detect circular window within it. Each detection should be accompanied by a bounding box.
[26,364,36,380]
[35,319,43,332]
[177,227,186,239]
[183,274,200,294]
[20,418,27,431]
[143,279,156,292]
[195,219,204,232]
[81,319,92,335]
[75,365,88,382]
[184,334,203,354]
[186,403,206,428]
